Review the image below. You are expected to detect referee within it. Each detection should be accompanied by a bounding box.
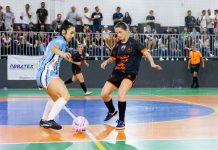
[188,44,205,88]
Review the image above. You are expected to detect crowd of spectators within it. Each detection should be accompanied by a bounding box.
[0,2,218,61]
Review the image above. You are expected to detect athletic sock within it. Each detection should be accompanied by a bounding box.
[118,101,126,122]
[48,97,67,120]
[64,78,73,85]
[80,82,87,93]
[104,99,115,113]
[42,98,54,121]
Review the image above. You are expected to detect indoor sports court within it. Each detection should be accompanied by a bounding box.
[1,0,218,150]
[1,89,218,150]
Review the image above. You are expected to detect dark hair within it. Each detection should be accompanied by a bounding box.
[114,22,128,31]
[59,20,74,35]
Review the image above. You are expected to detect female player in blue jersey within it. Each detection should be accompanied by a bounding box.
[36,20,80,130]
[101,22,162,129]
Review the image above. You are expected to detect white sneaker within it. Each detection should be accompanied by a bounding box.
[166,57,169,61]
[176,58,179,61]
[205,58,208,61]
[159,57,164,61]
[184,58,187,61]
[209,54,214,57]
[171,58,174,61]
[84,91,92,96]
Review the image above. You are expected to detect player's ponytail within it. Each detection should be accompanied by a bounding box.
[60,19,74,35]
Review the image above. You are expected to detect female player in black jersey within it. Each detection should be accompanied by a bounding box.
[65,43,92,95]
[101,22,162,129]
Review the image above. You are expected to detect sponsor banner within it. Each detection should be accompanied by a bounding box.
[7,55,42,80]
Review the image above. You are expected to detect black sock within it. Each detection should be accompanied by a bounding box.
[104,99,115,113]
[80,82,87,93]
[195,77,199,86]
[192,77,195,85]
[64,78,73,85]
[118,101,126,122]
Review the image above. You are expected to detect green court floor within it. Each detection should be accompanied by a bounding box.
[0,88,218,97]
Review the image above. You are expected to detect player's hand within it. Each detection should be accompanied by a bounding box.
[151,64,162,70]
[85,63,89,67]
[63,52,71,62]
[101,61,107,69]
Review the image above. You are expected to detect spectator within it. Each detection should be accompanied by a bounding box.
[123,12,132,26]
[0,5,4,31]
[206,9,215,34]
[104,33,116,55]
[181,26,191,61]
[102,25,111,39]
[91,6,103,33]
[66,6,82,26]
[27,22,36,31]
[197,10,207,33]
[190,27,200,41]
[214,10,218,34]
[36,2,48,31]
[20,4,33,31]
[185,10,196,32]
[146,10,155,30]
[158,34,169,61]
[92,32,103,59]
[51,14,63,32]
[83,7,92,26]
[4,6,15,31]
[112,7,123,26]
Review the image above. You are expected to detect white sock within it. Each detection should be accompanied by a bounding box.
[42,98,54,121]
[48,97,67,121]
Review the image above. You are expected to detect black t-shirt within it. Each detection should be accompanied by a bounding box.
[71,51,86,70]
[146,15,155,28]
[91,12,103,25]
[36,8,48,23]
[110,37,147,74]
[113,12,123,25]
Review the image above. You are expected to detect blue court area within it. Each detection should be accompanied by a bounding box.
[0,99,214,125]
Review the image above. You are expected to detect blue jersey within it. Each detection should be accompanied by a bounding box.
[38,36,67,72]
[36,36,67,88]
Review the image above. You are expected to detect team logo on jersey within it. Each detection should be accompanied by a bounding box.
[121,45,126,51]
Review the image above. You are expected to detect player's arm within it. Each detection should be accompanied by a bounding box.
[101,57,115,69]
[143,50,162,70]
[51,45,71,61]
[201,57,205,68]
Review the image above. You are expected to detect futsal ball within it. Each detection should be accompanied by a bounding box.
[72,116,88,133]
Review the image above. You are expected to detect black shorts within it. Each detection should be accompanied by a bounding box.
[191,64,200,73]
[72,68,81,75]
[107,71,137,88]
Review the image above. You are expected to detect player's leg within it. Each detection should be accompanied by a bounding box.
[116,79,133,129]
[76,73,92,95]
[101,81,118,121]
[41,77,70,130]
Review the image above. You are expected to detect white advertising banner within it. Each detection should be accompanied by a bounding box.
[7,55,42,80]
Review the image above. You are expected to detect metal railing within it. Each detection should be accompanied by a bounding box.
[1,31,218,60]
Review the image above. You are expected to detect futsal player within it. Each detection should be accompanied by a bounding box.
[100,22,162,129]
[36,20,80,130]
[64,43,92,96]
[188,44,205,88]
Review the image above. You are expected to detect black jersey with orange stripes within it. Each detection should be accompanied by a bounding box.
[71,51,86,71]
[110,37,147,74]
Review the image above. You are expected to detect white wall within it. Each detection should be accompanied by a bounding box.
[0,0,218,26]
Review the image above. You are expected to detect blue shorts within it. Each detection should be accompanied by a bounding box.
[36,68,58,89]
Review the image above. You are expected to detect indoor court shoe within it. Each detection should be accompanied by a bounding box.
[41,120,62,130]
[116,119,125,130]
[39,119,45,127]
[104,110,117,121]
[195,85,199,88]
[84,91,92,96]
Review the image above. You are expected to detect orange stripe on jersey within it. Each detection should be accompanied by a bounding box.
[110,56,116,61]
[141,48,147,54]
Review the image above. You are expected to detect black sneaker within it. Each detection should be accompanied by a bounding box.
[39,119,45,127]
[195,85,199,88]
[104,110,117,121]
[41,120,62,130]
